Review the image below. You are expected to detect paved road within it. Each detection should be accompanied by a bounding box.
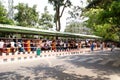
[0,49,120,80]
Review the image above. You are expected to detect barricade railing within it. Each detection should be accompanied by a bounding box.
[0,47,110,64]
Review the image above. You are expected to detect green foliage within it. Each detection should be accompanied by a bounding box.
[65,22,91,34]
[48,0,72,9]
[14,3,39,27]
[39,6,53,30]
[84,0,120,41]
[48,0,72,31]
[68,6,83,19]
[65,22,79,33]
[0,2,14,25]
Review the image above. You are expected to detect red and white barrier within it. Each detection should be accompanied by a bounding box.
[0,48,111,64]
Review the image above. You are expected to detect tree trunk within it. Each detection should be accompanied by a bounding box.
[58,16,61,31]
[55,5,61,31]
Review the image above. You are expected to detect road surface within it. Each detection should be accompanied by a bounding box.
[0,50,120,80]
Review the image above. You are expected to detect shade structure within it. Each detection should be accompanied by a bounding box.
[0,24,102,39]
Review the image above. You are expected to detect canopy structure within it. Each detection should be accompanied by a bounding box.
[0,24,102,39]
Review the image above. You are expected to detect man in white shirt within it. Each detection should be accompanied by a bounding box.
[10,40,15,53]
[10,40,15,48]
[0,40,4,54]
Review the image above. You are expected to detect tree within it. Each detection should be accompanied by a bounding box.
[64,21,91,34]
[65,3,91,34]
[14,3,39,27]
[48,0,72,31]
[0,1,14,25]
[84,0,120,41]
[39,6,54,30]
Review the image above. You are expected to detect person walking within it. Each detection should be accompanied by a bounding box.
[111,42,115,51]
[100,42,103,51]
[90,41,94,51]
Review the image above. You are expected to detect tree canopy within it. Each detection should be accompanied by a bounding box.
[64,21,91,34]
[84,0,120,41]
[48,0,72,31]
[39,6,54,30]
[0,1,14,25]
[14,3,39,27]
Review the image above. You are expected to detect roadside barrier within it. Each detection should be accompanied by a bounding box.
[0,48,110,64]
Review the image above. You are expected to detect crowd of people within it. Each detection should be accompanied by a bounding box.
[0,38,116,55]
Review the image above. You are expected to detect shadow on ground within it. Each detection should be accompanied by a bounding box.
[0,50,120,80]
[0,66,110,80]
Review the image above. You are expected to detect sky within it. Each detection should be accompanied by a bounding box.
[2,0,87,31]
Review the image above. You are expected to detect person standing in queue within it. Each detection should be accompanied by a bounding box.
[51,40,56,51]
[36,39,42,56]
[0,39,4,55]
[78,41,81,50]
